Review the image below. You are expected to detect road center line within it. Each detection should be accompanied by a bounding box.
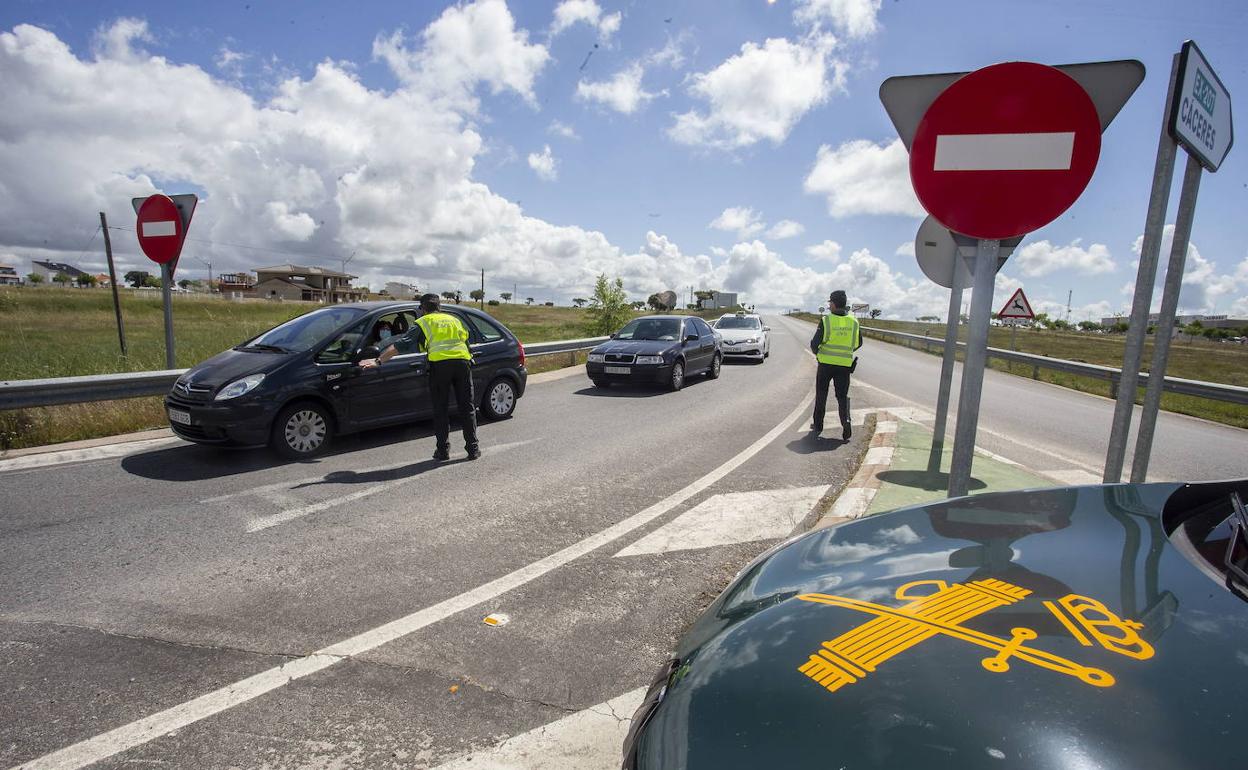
[12,390,815,770]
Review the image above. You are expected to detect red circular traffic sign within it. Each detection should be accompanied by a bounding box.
[135,194,184,265]
[909,62,1101,240]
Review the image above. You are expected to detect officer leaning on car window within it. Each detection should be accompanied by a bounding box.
[809,289,862,440]
[360,293,481,462]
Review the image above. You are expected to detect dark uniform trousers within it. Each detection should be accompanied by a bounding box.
[813,363,852,431]
[429,359,479,452]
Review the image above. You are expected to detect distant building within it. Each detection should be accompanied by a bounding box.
[30,260,86,282]
[0,264,20,286]
[384,281,419,299]
[217,273,255,294]
[699,290,739,310]
[94,273,112,288]
[251,263,368,303]
[1099,313,1248,331]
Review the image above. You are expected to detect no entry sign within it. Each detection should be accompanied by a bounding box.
[136,194,185,265]
[910,62,1102,240]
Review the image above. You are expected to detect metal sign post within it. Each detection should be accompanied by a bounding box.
[133,194,197,370]
[159,262,176,368]
[948,238,1000,497]
[929,276,963,475]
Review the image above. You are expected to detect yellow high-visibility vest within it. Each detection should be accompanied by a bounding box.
[416,312,472,362]
[817,313,860,367]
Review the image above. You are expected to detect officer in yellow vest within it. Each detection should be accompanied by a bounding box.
[363,294,480,461]
[808,290,862,439]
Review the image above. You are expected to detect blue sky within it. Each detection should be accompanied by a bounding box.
[0,0,1245,319]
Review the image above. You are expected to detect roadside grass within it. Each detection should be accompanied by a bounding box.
[0,289,617,450]
[790,312,1248,429]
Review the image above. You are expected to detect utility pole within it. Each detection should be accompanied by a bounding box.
[194,255,213,292]
[99,212,127,356]
[480,269,485,310]
[1065,290,1072,324]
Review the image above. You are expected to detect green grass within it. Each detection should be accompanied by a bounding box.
[0,288,635,450]
[790,312,1248,429]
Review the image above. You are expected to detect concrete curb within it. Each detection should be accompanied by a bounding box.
[815,411,899,528]
[0,427,174,460]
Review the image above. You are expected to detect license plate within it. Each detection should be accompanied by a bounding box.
[168,408,192,426]
[604,366,631,375]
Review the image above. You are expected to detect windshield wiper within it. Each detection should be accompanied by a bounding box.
[238,343,289,353]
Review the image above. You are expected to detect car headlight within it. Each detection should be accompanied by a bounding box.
[214,373,266,401]
[743,337,758,343]
[587,353,606,363]
[636,355,665,365]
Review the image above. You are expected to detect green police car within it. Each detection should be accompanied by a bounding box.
[623,479,1248,769]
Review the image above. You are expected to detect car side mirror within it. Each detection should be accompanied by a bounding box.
[685,334,699,342]
[356,345,380,362]
[764,326,771,331]
[609,332,618,339]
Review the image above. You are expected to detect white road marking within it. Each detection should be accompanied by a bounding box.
[12,391,815,770]
[934,131,1075,171]
[243,439,536,533]
[0,437,180,474]
[140,220,177,237]
[614,485,828,557]
[431,688,646,770]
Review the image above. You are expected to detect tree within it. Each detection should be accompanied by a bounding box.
[487,299,500,306]
[525,297,534,305]
[52,272,72,286]
[469,288,485,301]
[572,297,587,308]
[124,270,150,288]
[1077,321,1102,332]
[543,301,554,306]
[693,289,715,309]
[631,300,646,310]
[26,272,43,284]
[76,273,98,287]
[869,309,882,319]
[585,274,631,336]
[441,291,457,302]
[142,274,161,288]
[647,293,664,311]
[1112,322,1129,334]
[500,291,512,303]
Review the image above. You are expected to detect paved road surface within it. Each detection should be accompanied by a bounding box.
[775,315,1248,484]
[1,317,865,769]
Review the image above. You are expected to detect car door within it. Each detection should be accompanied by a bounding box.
[332,311,429,426]
[459,311,512,397]
[683,318,707,372]
[695,318,717,362]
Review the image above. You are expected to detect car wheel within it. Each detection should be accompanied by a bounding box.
[706,353,722,379]
[668,360,685,391]
[591,378,610,389]
[271,401,332,459]
[482,377,517,420]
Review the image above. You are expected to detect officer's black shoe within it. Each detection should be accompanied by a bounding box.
[432,447,450,462]
[841,422,852,441]
[809,422,822,433]
[466,446,482,460]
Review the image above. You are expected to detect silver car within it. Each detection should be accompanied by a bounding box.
[712,313,769,362]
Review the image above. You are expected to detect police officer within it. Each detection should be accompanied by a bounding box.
[809,290,862,439]
[362,294,480,461]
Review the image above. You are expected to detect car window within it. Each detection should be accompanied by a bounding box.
[616,318,681,341]
[715,316,759,330]
[315,319,370,364]
[695,318,714,336]
[467,314,504,342]
[685,319,699,338]
[245,306,367,353]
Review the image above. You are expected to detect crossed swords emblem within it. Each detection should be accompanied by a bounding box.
[797,578,1154,693]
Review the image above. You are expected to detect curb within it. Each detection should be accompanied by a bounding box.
[0,427,175,460]
[815,410,899,528]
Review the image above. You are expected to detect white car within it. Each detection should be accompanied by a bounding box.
[712,313,769,362]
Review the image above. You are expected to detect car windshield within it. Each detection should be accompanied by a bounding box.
[616,318,682,341]
[715,317,759,330]
[243,306,367,353]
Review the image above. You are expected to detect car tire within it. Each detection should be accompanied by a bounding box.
[668,360,685,391]
[706,353,722,379]
[481,377,517,420]
[592,378,610,389]
[271,401,332,459]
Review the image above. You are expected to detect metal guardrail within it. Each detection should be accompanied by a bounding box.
[861,326,1248,406]
[0,336,612,411]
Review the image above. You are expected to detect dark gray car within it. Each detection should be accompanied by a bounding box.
[585,315,722,391]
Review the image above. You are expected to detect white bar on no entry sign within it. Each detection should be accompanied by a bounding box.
[141,220,177,237]
[934,132,1075,171]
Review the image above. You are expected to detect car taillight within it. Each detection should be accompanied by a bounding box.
[518,341,526,367]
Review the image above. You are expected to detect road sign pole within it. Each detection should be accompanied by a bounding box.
[1104,54,1180,483]
[927,276,963,475]
[948,238,999,498]
[99,211,127,357]
[1129,153,1203,483]
[160,262,175,369]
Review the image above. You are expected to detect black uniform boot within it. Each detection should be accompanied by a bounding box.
[433,445,450,462]
[839,398,852,441]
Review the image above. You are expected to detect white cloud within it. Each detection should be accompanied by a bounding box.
[766,220,805,240]
[265,201,317,241]
[576,62,663,114]
[1128,225,1246,314]
[550,0,621,42]
[670,36,842,149]
[803,138,923,218]
[1014,239,1114,278]
[547,119,579,139]
[805,240,842,263]
[527,144,557,180]
[895,241,915,257]
[709,207,766,239]
[91,17,152,62]
[794,0,883,38]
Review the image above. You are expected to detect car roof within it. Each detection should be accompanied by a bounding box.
[328,301,492,318]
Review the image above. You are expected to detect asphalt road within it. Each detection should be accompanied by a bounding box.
[775,315,1248,483]
[1,317,867,769]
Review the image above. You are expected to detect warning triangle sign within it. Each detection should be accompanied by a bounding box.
[997,288,1035,319]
